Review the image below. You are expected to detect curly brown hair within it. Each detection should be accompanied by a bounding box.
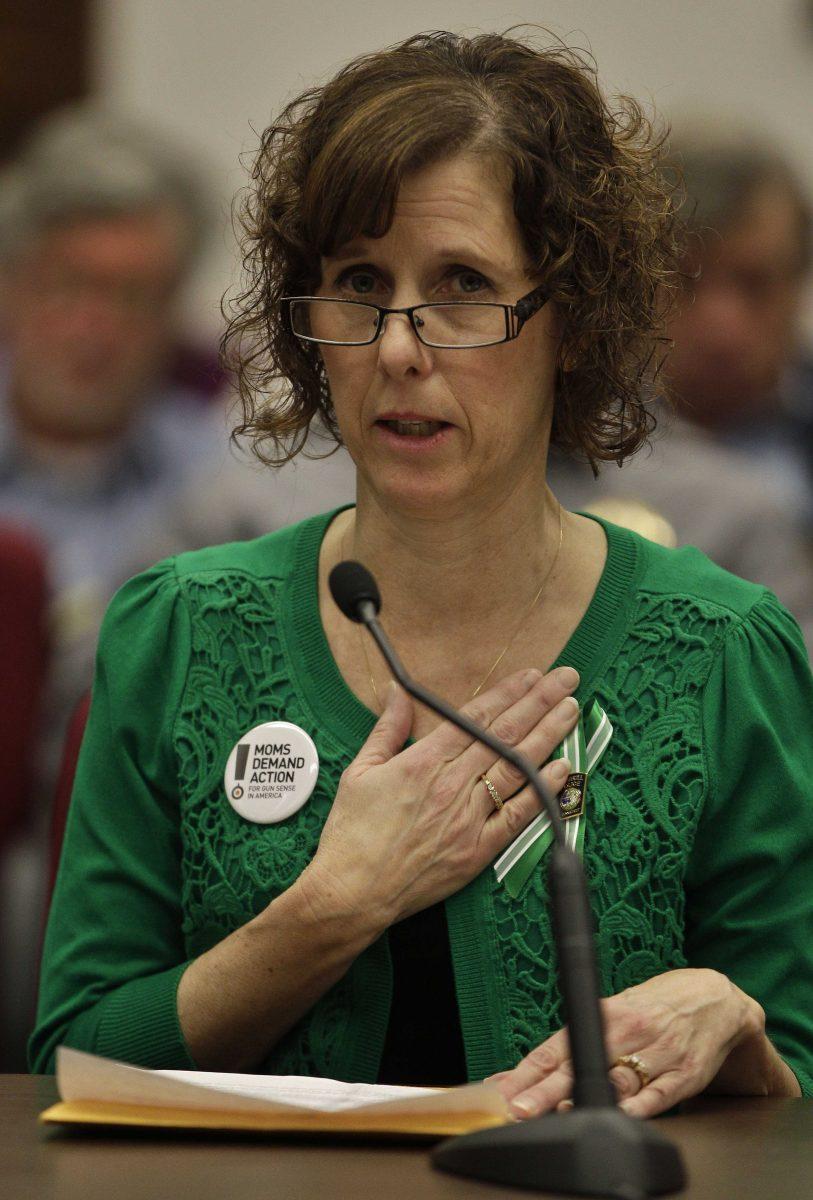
[222,29,683,470]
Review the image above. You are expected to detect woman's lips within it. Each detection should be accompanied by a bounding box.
[380,418,444,436]
[373,417,454,449]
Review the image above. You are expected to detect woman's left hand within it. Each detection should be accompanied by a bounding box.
[487,968,770,1119]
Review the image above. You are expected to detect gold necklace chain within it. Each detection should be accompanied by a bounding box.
[344,505,565,712]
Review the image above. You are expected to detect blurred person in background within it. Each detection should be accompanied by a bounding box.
[0,105,225,1069]
[0,105,227,788]
[667,129,813,514]
[550,128,813,652]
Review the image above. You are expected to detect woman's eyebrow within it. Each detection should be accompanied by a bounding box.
[328,242,370,262]
[435,247,503,270]
[328,243,506,274]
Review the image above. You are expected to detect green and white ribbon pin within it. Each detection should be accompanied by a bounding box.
[493,699,612,898]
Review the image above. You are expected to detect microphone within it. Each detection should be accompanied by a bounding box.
[330,560,381,624]
[329,559,686,1198]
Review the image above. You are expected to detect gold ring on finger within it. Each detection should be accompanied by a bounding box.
[480,773,504,812]
[613,1053,650,1089]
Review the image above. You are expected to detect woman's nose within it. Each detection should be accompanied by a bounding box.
[377,311,432,375]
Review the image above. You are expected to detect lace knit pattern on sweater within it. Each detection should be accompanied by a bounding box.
[174,572,354,1076]
[492,593,727,1063]
[173,572,728,1077]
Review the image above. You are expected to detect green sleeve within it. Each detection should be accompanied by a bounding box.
[687,591,813,1097]
[29,560,196,1074]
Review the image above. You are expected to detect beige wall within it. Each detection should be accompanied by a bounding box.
[92,1,813,339]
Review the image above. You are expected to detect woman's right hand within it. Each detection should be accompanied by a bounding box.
[297,666,580,935]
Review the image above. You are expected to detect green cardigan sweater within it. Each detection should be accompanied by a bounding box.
[30,510,813,1096]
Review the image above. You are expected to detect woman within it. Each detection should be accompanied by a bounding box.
[31,31,813,1117]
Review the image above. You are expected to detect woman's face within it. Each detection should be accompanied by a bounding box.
[317,152,561,518]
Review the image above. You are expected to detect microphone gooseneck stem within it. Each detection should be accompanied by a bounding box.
[549,843,615,1108]
[362,606,613,1109]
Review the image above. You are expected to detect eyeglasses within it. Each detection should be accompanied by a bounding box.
[281,284,549,349]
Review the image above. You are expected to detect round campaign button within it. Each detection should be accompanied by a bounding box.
[223,721,319,824]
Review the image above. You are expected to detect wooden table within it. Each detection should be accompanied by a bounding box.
[4,1075,813,1199]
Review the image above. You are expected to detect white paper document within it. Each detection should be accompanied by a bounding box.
[56,1046,509,1120]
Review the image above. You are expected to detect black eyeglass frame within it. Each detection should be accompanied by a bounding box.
[281,283,549,349]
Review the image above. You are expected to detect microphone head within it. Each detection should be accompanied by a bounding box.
[329,560,381,623]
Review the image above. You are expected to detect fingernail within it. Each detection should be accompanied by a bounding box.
[510,1097,538,1118]
[551,757,571,781]
[559,695,580,717]
[555,666,579,690]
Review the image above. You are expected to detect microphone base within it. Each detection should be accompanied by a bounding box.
[432,1106,687,1198]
